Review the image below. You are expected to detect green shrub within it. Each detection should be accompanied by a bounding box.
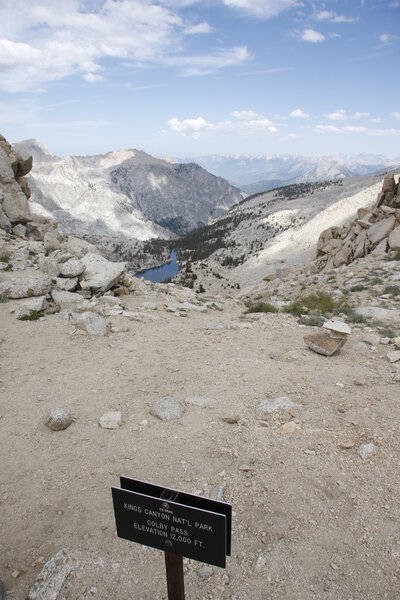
[298,314,325,327]
[350,284,367,292]
[383,285,400,297]
[0,294,8,303]
[284,292,338,317]
[18,310,43,321]
[245,301,278,314]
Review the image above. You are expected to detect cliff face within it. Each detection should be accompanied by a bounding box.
[315,174,400,271]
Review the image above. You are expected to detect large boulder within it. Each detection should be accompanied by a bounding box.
[2,190,32,224]
[388,226,400,251]
[367,215,396,246]
[0,272,51,299]
[79,252,126,293]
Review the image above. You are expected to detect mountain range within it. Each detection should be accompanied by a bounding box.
[179,153,399,194]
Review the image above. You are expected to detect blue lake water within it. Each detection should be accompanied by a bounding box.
[135,250,180,283]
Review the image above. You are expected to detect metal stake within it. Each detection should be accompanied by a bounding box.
[164,552,185,600]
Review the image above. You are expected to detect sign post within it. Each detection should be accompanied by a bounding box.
[112,477,232,599]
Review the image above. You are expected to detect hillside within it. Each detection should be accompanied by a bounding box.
[14,139,243,240]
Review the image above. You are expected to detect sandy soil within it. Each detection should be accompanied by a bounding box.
[1,290,400,599]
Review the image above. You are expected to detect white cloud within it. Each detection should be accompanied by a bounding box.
[169,46,251,76]
[223,0,298,19]
[391,112,400,120]
[0,1,248,92]
[314,10,359,23]
[290,108,310,118]
[83,73,104,83]
[325,109,348,121]
[183,22,212,35]
[379,33,397,43]
[231,110,265,120]
[167,111,278,138]
[315,124,342,133]
[301,29,325,43]
[354,111,371,119]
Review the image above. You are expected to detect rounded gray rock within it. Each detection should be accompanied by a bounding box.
[58,258,85,278]
[46,408,72,431]
[150,397,185,421]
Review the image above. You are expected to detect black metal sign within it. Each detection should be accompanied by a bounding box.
[112,477,232,568]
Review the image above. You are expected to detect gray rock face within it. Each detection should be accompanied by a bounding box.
[367,215,396,245]
[64,236,98,258]
[80,252,126,293]
[150,397,185,421]
[55,277,78,291]
[58,258,85,278]
[38,256,60,277]
[46,408,72,431]
[51,289,84,308]
[16,295,47,318]
[0,273,51,299]
[2,190,32,223]
[388,226,400,251]
[43,231,61,252]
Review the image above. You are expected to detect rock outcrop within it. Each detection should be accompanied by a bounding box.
[0,134,129,331]
[315,174,400,270]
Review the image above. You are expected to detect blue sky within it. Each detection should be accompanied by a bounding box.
[0,0,399,158]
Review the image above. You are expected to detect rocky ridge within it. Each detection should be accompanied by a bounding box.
[315,174,400,271]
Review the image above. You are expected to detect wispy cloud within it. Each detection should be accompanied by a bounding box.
[379,33,398,43]
[0,1,248,92]
[325,109,348,121]
[301,29,325,43]
[391,112,400,120]
[222,0,298,19]
[165,46,251,76]
[314,10,359,23]
[314,124,400,136]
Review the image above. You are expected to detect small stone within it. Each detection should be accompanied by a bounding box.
[11,570,20,579]
[257,396,297,416]
[387,351,400,364]
[185,396,213,408]
[74,312,108,336]
[46,408,72,431]
[339,441,355,450]
[353,379,366,386]
[277,421,300,435]
[304,333,345,356]
[99,411,122,429]
[255,553,268,570]
[239,464,253,472]
[196,565,213,580]
[357,443,377,460]
[323,320,351,337]
[222,415,240,424]
[150,397,185,421]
